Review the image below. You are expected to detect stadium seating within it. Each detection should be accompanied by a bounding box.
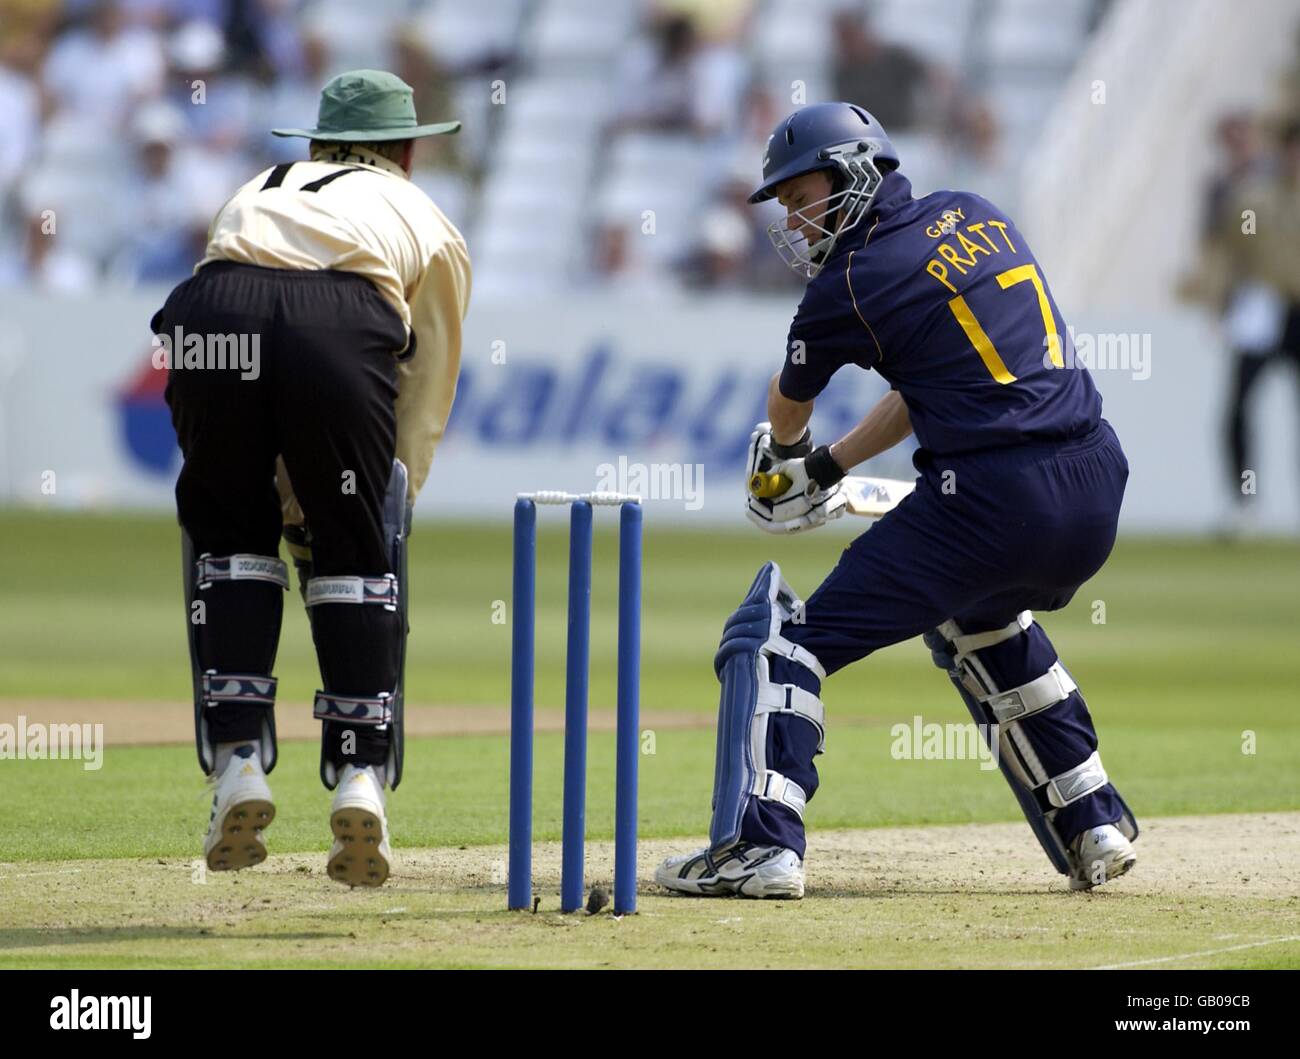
[0,0,1107,292]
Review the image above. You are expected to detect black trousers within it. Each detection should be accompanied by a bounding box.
[1225,304,1300,502]
[154,262,406,761]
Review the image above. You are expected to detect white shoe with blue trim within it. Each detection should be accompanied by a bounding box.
[656,842,805,899]
[1069,823,1137,890]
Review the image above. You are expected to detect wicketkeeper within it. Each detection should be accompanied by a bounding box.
[657,102,1138,898]
[151,70,471,887]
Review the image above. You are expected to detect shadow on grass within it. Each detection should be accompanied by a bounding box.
[0,927,337,950]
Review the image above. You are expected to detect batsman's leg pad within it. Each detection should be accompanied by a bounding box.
[710,562,827,852]
[924,616,1138,877]
[308,459,411,789]
[183,532,287,775]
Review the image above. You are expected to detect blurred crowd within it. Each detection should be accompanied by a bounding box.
[0,0,1068,294]
[1182,30,1300,533]
[0,0,481,290]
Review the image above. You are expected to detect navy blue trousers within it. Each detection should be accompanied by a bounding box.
[746,421,1130,858]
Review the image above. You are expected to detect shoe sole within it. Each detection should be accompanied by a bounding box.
[328,804,390,887]
[205,797,275,872]
[1070,853,1137,891]
[739,876,805,899]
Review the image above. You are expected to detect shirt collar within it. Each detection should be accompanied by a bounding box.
[828,170,914,261]
[869,170,914,221]
[311,143,408,179]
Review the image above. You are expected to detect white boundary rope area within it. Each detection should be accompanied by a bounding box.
[518,491,642,505]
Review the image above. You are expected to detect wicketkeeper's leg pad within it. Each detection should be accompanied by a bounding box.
[182,534,287,775]
[924,614,1138,876]
[304,459,411,790]
[710,562,827,853]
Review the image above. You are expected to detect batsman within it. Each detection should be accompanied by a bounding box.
[657,102,1138,897]
[151,71,470,887]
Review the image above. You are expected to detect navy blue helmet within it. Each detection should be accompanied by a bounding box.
[749,102,898,278]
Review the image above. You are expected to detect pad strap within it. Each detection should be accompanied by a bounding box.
[202,671,277,708]
[313,691,393,727]
[306,574,399,610]
[766,635,827,679]
[758,770,808,820]
[195,554,289,590]
[1043,750,1108,808]
[983,661,1078,722]
[756,682,826,751]
[938,611,1032,662]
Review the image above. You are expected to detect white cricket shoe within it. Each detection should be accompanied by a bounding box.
[203,745,275,872]
[656,841,805,899]
[1069,823,1137,891]
[327,764,392,887]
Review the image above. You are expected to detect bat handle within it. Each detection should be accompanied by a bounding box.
[749,470,793,498]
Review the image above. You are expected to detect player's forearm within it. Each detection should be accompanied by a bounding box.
[829,390,912,472]
[767,372,815,446]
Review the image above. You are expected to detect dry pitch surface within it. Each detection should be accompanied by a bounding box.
[2,812,1297,969]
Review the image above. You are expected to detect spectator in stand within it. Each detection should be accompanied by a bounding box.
[257,26,328,163]
[0,189,96,291]
[40,0,164,128]
[0,0,61,52]
[113,0,219,27]
[609,11,744,139]
[679,169,797,292]
[655,0,752,42]
[712,88,800,291]
[946,98,1015,211]
[393,26,472,222]
[393,24,462,174]
[0,32,42,204]
[163,19,258,157]
[609,13,699,135]
[114,101,235,283]
[679,202,751,291]
[830,9,940,132]
[588,211,678,295]
[221,0,292,79]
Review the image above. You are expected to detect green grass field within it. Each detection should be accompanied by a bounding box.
[1,510,1298,967]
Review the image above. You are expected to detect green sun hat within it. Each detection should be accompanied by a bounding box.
[272,69,461,141]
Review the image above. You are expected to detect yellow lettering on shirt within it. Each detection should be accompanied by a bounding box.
[924,217,1022,292]
[936,243,975,274]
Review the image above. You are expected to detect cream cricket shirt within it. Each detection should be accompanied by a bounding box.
[199,145,471,514]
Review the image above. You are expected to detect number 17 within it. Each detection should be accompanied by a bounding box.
[946,264,1063,384]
